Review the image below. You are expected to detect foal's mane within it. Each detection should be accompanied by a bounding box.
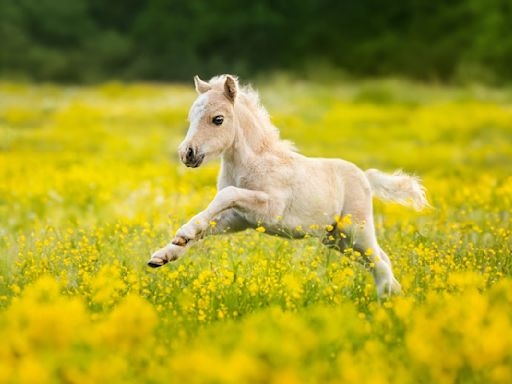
[208,75,296,153]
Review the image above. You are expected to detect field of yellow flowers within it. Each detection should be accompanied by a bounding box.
[1,79,511,383]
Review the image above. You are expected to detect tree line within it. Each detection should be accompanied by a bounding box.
[1,0,511,83]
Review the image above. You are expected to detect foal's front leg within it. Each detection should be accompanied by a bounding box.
[148,209,247,267]
[148,186,271,267]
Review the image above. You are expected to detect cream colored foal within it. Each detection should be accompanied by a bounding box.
[148,75,428,298]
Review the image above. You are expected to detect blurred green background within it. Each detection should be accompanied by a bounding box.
[1,0,511,83]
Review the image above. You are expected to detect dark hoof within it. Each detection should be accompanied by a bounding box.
[148,261,163,268]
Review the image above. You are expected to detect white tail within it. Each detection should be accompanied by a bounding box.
[365,169,429,211]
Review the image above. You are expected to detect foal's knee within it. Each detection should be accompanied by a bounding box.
[215,186,240,208]
[216,186,269,208]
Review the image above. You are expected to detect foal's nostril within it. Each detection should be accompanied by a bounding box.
[186,147,195,162]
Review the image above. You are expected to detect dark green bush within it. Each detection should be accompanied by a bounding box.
[1,0,511,83]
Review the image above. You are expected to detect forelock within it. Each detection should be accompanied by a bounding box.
[188,93,209,121]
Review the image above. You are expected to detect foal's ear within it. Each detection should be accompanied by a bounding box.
[224,76,238,103]
[194,75,211,94]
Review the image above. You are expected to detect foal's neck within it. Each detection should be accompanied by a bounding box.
[222,101,276,166]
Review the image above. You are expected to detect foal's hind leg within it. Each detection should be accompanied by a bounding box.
[322,221,399,298]
[350,223,401,298]
[379,248,392,267]
[340,181,401,297]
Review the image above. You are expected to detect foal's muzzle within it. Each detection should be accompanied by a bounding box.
[182,146,205,168]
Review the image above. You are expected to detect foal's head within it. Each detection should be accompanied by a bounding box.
[179,75,239,168]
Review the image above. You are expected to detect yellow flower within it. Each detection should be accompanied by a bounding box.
[255,226,266,233]
[335,214,352,228]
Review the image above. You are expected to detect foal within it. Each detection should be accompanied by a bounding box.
[148,75,428,297]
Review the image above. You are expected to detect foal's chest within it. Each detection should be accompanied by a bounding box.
[218,163,262,191]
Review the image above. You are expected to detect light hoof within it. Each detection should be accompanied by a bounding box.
[377,277,402,299]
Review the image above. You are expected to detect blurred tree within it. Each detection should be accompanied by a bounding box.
[0,0,510,83]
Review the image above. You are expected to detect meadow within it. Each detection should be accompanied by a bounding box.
[0,78,511,383]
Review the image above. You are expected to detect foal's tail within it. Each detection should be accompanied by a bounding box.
[365,169,429,211]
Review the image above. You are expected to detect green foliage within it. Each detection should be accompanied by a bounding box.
[1,0,512,83]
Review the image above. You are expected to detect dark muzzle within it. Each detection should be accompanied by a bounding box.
[183,147,204,168]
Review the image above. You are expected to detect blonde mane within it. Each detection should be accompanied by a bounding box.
[208,75,296,152]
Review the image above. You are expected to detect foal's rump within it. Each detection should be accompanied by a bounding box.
[283,157,370,226]
[283,157,427,230]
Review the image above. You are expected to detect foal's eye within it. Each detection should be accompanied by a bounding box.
[212,115,224,126]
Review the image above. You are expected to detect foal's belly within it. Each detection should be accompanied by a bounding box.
[236,197,341,239]
[280,203,340,232]
[257,213,339,239]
